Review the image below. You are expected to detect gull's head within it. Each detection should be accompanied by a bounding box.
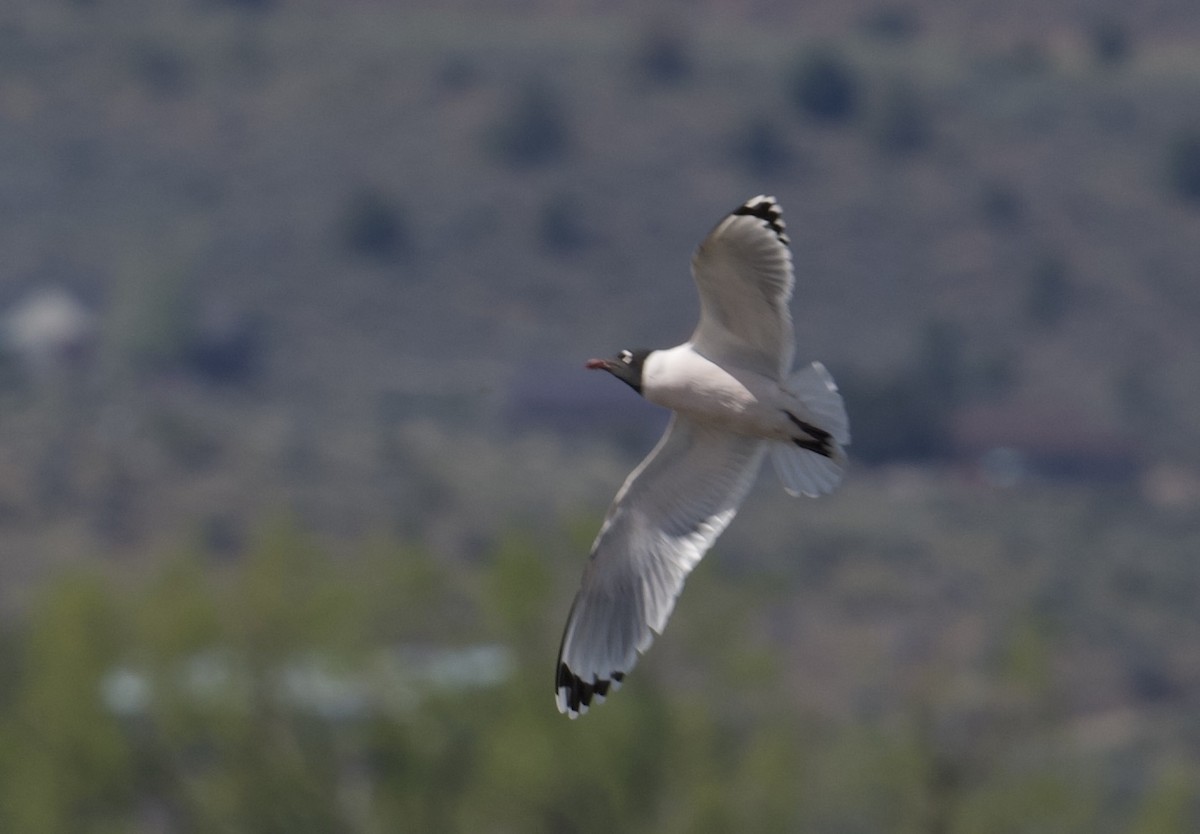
[586,348,651,395]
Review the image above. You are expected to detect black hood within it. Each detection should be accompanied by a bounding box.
[586,348,652,395]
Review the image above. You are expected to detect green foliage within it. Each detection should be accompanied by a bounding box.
[0,573,132,833]
[104,256,196,375]
[0,513,1196,831]
[231,517,362,657]
[1128,765,1199,834]
[131,548,221,661]
[798,724,934,834]
[485,531,553,648]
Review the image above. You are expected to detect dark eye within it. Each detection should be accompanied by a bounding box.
[619,350,633,364]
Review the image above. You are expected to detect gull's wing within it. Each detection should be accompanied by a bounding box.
[690,195,795,379]
[555,416,766,717]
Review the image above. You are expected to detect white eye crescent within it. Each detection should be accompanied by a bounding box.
[619,350,633,364]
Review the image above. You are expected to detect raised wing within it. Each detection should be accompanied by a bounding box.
[555,416,766,717]
[690,195,795,379]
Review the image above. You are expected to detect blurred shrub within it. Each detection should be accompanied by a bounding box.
[789,47,861,124]
[0,573,132,832]
[1127,766,1199,834]
[130,41,193,99]
[105,260,196,374]
[1091,18,1133,68]
[339,188,412,263]
[631,24,692,86]
[183,308,265,385]
[0,518,1195,831]
[840,368,951,463]
[1165,131,1200,206]
[437,55,482,93]
[537,192,591,255]
[149,407,221,471]
[980,180,1026,230]
[1112,362,1163,435]
[858,6,922,43]
[840,321,1016,463]
[871,80,933,156]
[486,80,572,168]
[1026,251,1072,329]
[730,115,795,178]
[202,0,276,10]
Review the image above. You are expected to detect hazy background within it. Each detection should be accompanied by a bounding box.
[2,0,1200,831]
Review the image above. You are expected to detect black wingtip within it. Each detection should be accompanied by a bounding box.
[555,663,625,717]
[731,195,789,245]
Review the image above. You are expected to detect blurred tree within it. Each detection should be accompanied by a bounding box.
[722,716,810,833]
[104,258,196,376]
[0,574,133,833]
[358,535,465,641]
[366,700,479,831]
[1128,765,1198,834]
[484,531,554,671]
[231,516,361,657]
[157,520,360,831]
[952,772,1102,834]
[796,724,932,834]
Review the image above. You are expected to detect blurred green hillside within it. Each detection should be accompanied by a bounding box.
[2,506,1198,832]
[1,0,1200,829]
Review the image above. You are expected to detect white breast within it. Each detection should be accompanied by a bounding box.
[641,345,790,439]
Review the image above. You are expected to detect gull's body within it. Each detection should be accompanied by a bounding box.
[555,196,850,718]
[643,345,821,442]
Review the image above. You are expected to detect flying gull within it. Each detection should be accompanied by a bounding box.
[555,195,850,717]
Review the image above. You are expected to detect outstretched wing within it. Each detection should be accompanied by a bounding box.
[555,416,766,717]
[690,195,795,379]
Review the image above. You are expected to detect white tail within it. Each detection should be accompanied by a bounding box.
[771,362,850,498]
